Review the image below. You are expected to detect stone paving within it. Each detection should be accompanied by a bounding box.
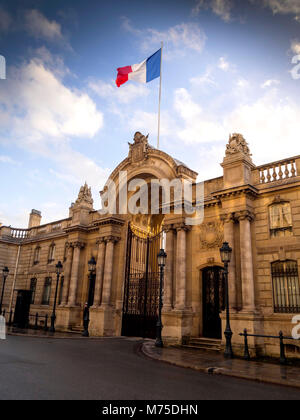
[141,341,300,389]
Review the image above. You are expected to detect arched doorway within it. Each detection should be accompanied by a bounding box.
[202,266,225,339]
[121,220,164,338]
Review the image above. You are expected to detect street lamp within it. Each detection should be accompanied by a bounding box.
[50,261,63,333]
[82,256,96,337]
[220,242,234,358]
[0,266,9,314]
[156,248,167,348]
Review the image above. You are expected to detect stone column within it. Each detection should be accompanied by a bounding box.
[221,214,237,310]
[60,243,73,306]
[164,226,174,310]
[93,238,106,307]
[101,236,119,307]
[67,242,85,307]
[175,224,188,311]
[236,210,255,312]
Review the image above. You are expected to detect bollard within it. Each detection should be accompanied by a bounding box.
[82,304,90,337]
[34,313,39,330]
[243,329,251,361]
[44,314,48,331]
[279,331,287,365]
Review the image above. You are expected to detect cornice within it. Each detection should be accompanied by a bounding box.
[93,216,125,227]
[213,184,259,200]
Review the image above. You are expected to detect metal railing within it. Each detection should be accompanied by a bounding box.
[239,329,299,365]
[1,310,50,331]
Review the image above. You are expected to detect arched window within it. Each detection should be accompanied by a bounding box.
[48,243,56,264]
[42,277,52,305]
[30,278,37,304]
[269,202,292,238]
[272,260,300,313]
[33,246,40,265]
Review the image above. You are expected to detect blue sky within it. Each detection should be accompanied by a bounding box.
[1,0,300,227]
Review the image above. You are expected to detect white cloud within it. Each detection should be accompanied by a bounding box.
[89,79,149,104]
[174,88,224,144]
[127,110,176,144]
[218,56,230,71]
[0,6,12,33]
[190,69,217,87]
[192,0,233,22]
[0,58,103,144]
[0,155,18,164]
[236,78,250,88]
[0,53,107,203]
[261,0,300,17]
[172,85,300,168]
[261,79,280,88]
[24,9,70,47]
[123,18,206,58]
[291,39,300,55]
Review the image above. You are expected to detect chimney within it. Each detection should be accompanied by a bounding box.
[28,209,42,229]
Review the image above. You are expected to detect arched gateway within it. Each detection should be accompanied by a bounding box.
[101,132,198,339]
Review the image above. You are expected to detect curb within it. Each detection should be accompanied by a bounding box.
[140,343,300,390]
[6,331,130,340]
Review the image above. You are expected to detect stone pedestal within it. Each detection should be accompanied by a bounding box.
[162,310,194,346]
[89,306,116,337]
[56,306,82,331]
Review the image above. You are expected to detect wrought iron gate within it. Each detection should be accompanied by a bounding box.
[122,224,163,338]
[203,267,225,339]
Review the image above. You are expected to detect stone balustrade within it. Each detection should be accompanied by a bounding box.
[0,219,70,242]
[258,157,299,184]
[10,228,29,239]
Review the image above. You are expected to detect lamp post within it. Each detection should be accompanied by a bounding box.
[50,261,63,333]
[0,266,9,314]
[220,242,233,359]
[82,256,96,337]
[156,248,167,348]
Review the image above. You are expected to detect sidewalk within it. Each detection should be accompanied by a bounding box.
[141,341,300,389]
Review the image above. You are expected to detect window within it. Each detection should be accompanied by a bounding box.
[33,246,40,265]
[42,277,52,305]
[30,278,37,304]
[58,276,64,305]
[48,243,56,264]
[272,260,300,313]
[269,202,293,238]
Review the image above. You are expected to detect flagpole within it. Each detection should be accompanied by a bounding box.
[157,41,163,150]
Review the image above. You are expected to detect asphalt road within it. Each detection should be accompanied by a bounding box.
[0,335,299,400]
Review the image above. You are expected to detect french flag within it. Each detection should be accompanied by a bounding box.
[116,49,161,87]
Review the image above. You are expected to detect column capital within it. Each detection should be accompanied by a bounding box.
[96,237,106,245]
[235,210,255,222]
[163,224,175,233]
[220,213,235,224]
[104,235,120,244]
[174,223,191,232]
[71,241,86,249]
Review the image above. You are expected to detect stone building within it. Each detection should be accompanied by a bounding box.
[1,132,300,358]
